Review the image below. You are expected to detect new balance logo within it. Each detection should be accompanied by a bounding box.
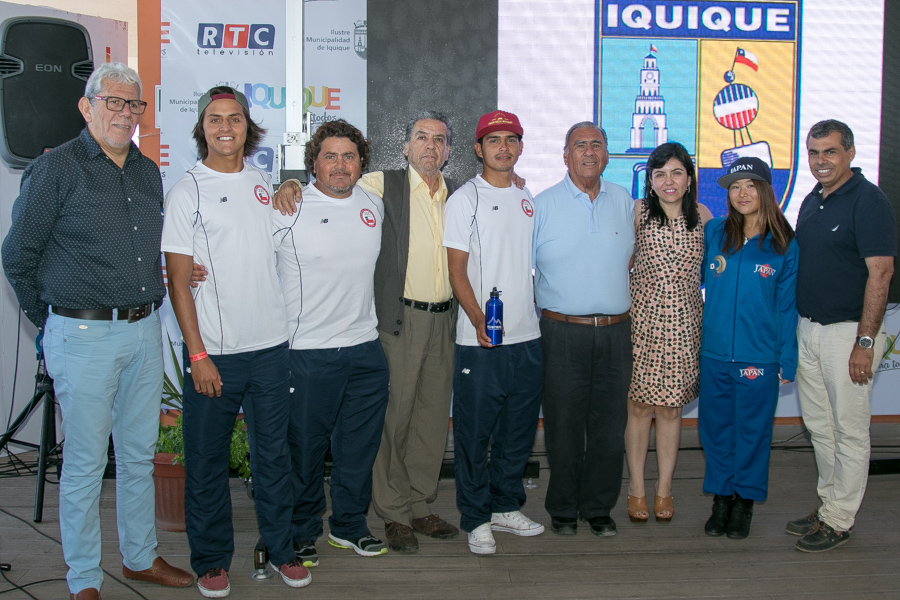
[320,218,329,224]
[492,206,499,211]
[220,197,227,203]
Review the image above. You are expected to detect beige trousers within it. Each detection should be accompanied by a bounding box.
[371,305,454,526]
[795,317,887,531]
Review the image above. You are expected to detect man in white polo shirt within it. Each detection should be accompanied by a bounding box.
[443,110,544,555]
[163,86,310,597]
[273,119,391,566]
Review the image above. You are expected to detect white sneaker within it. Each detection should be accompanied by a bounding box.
[467,523,496,554]
[491,511,545,536]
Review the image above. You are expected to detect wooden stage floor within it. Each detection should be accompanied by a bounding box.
[1,424,899,599]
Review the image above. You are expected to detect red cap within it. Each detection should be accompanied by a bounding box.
[476,110,523,140]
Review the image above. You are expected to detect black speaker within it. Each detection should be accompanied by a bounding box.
[0,17,93,168]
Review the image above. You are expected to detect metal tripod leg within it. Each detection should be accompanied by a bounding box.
[33,387,57,523]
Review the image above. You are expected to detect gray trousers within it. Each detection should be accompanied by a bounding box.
[371,305,455,525]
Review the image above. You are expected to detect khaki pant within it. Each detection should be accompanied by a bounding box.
[795,317,887,531]
[371,306,454,526]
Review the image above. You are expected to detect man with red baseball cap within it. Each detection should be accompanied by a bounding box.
[443,111,544,555]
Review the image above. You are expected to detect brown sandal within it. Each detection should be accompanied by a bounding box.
[627,495,649,522]
[654,494,674,522]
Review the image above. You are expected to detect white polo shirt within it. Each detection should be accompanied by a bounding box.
[273,184,384,350]
[161,162,288,354]
[443,175,540,347]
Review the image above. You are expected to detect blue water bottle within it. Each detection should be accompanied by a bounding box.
[485,287,503,346]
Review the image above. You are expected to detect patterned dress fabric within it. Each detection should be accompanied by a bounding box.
[629,200,704,407]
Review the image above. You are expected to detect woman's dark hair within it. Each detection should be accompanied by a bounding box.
[722,178,794,255]
[642,142,699,230]
[304,119,370,175]
[192,86,266,159]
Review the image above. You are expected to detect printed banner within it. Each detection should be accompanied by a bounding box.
[159,0,286,184]
[598,0,801,216]
[154,0,368,403]
[303,0,368,134]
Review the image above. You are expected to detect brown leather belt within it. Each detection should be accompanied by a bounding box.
[52,301,160,323]
[541,309,629,326]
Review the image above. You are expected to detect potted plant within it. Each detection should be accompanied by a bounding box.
[154,414,186,531]
[160,333,184,426]
[155,414,253,531]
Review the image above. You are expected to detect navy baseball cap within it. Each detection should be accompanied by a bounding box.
[717,157,772,189]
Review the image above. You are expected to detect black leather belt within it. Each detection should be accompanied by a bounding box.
[52,301,160,323]
[402,297,452,313]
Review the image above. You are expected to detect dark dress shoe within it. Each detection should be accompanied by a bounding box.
[411,514,459,539]
[122,557,193,587]
[550,516,577,535]
[704,494,734,537]
[70,588,101,599]
[726,494,754,539]
[385,522,419,553]
[584,516,617,537]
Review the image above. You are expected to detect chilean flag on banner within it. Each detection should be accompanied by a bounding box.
[735,47,759,71]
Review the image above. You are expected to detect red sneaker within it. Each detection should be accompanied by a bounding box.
[197,568,230,598]
[271,558,312,588]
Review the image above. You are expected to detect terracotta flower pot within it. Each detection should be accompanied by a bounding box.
[153,452,185,532]
[159,409,182,428]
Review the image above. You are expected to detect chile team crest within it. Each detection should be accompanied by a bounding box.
[596,1,801,216]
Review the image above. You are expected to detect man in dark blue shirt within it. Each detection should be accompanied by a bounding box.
[2,62,192,599]
[789,119,896,553]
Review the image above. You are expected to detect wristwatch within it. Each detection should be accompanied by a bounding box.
[856,336,875,349]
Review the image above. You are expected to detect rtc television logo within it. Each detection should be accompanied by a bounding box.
[197,23,275,55]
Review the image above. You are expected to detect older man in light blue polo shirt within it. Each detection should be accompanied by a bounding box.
[532,121,635,537]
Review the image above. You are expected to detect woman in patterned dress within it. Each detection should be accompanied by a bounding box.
[624,142,712,522]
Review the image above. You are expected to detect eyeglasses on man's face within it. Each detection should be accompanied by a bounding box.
[93,95,148,115]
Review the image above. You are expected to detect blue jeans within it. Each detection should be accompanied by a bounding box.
[182,342,293,574]
[289,340,390,541]
[452,340,543,533]
[44,311,163,595]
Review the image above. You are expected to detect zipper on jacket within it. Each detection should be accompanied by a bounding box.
[731,243,745,361]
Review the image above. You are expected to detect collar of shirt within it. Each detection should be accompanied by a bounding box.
[812,167,864,201]
[79,127,142,167]
[564,172,608,211]
[408,166,447,204]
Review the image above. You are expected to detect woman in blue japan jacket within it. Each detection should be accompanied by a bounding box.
[699,157,799,540]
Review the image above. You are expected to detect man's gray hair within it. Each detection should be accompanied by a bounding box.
[564,121,608,153]
[807,119,854,151]
[84,62,143,102]
[405,111,453,146]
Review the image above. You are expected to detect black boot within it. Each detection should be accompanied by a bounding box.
[726,494,755,539]
[704,495,734,537]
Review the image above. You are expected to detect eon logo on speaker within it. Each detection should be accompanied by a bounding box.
[35,64,62,73]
